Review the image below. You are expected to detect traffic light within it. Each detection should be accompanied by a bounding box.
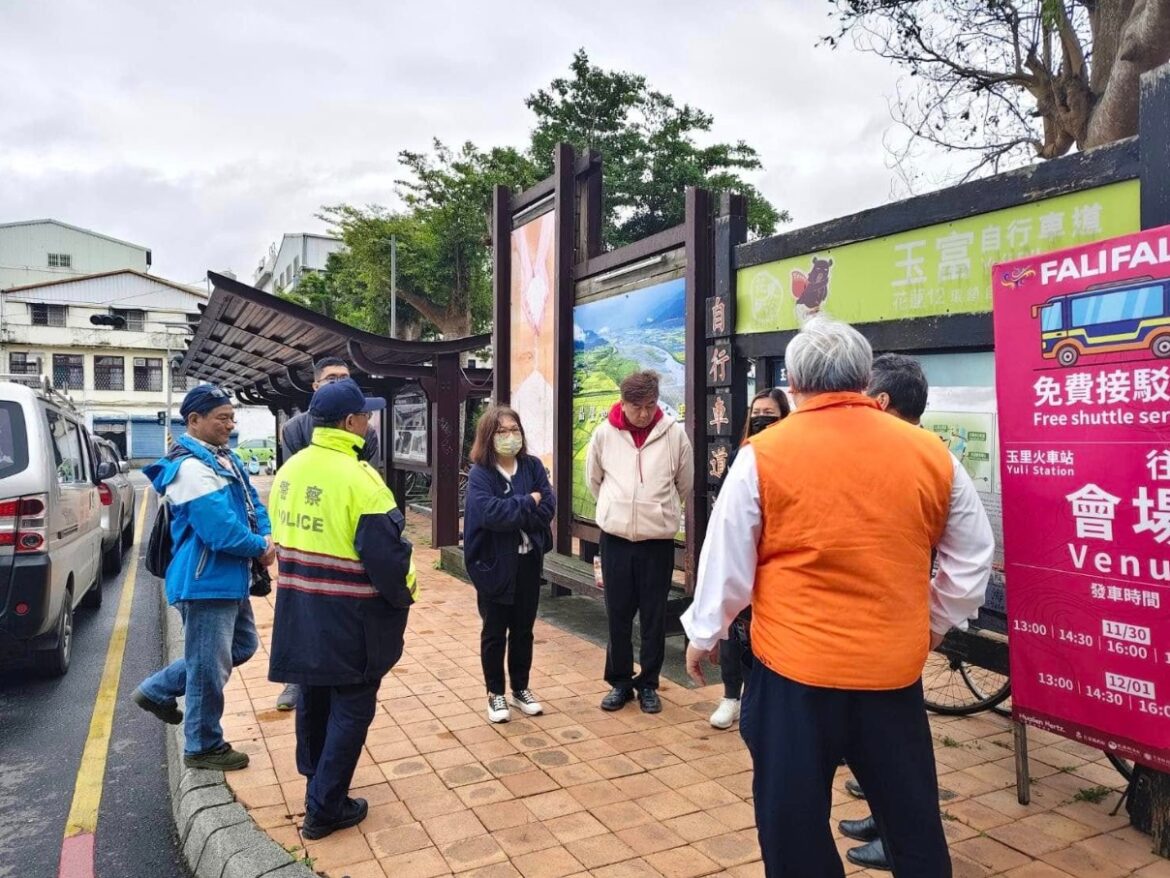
[157,411,167,426]
[90,311,126,328]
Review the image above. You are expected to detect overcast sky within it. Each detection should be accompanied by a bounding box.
[0,0,954,285]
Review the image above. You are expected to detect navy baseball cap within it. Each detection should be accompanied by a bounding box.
[309,378,386,421]
[179,384,232,418]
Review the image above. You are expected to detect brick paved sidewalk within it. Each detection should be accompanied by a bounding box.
[219,526,1168,878]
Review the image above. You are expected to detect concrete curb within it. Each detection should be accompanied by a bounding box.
[156,579,316,878]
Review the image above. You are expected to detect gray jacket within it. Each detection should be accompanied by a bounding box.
[281,410,379,463]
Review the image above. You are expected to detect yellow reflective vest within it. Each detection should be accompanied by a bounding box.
[268,426,416,685]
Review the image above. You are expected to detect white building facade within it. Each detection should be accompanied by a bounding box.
[252,232,343,293]
[0,270,207,460]
[0,219,151,291]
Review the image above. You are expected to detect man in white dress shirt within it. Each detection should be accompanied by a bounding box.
[681,319,993,878]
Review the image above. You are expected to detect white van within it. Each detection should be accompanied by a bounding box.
[0,378,103,676]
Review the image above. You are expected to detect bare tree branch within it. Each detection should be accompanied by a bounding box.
[824,0,1163,179]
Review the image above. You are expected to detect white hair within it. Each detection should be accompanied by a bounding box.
[785,317,872,394]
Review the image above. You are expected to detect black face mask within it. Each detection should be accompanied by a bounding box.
[749,414,781,436]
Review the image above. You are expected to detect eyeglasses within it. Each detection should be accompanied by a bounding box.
[495,427,522,436]
[319,374,349,385]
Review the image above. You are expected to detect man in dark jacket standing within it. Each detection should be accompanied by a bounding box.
[281,357,380,461]
[269,379,416,839]
[274,356,379,712]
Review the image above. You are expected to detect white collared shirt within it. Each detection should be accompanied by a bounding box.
[680,445,995,651]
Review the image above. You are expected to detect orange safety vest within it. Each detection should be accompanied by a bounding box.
[749,392,953,690]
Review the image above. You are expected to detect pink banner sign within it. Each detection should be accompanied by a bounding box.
[993,225,1170,770]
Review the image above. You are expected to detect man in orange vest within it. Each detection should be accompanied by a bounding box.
[682,318,993,878]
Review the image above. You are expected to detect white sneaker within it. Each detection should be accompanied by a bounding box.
[487,693,511,723]
[510,689,543,716]
[709,697,740,729]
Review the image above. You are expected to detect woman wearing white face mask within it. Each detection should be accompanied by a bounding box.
[464,406,556,723]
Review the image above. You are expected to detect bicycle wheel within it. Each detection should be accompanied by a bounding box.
[923,653,1011,716]
[959,662,1012,710]
[1105,752,1134,782]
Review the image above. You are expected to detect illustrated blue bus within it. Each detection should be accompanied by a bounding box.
[1031,276,1170,367]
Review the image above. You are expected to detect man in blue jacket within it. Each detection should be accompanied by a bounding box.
[132,384,275,771]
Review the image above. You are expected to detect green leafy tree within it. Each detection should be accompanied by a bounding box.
[293,53,787,337]
[290,143,540,338]
[526,49,787,246]
[393,141,540,335]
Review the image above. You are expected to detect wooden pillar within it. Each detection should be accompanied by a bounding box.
[683,187,714,592]
[428,353,463,548]
[1137,59,1170,858]
[716,194,750,447]
[552,143,577,554]
[578,150,604,260]
[491,185,512,403]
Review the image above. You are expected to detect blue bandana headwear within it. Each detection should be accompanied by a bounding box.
[179,384,231,419]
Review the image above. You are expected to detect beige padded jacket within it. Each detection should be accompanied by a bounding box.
[585,416,694,542]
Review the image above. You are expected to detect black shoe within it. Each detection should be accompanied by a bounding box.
[638,688,662,714]
[600,687,635,711]
[132,687,183,725]
[845,778,866,799]
[838,814,879,842]
[301,797,368,840]
[183,743,249,771]
[846,838,891,872]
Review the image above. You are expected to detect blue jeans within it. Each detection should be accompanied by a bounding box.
[139,598,258,755]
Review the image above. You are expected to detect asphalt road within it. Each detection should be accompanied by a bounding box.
[0,482,188,878]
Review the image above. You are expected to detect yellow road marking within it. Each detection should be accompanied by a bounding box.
[63,495,149,837]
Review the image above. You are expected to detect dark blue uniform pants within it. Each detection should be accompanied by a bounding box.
[296,681,381,821]
[740,662,950,878]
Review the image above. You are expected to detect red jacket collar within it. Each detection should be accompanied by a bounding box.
[608,401,663,448]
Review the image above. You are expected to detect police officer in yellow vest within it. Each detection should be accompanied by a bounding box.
[268,378,417,840]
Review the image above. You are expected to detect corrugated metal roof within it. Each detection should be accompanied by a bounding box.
[0,219,148,252]
[3,270,206,310]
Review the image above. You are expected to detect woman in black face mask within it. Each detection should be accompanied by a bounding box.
[709,387,791,730]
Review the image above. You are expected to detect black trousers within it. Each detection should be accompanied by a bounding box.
[295,680,381,821]
[600,532,674,691]
[477,552,542,695]
[740,662,950,878]
[719,637,746,699]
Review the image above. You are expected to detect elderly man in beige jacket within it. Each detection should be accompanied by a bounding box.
[587,369,693,714]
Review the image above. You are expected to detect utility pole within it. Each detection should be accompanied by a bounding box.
[165,333,173,447]
[389,235,398,338]
[160,321,193,448]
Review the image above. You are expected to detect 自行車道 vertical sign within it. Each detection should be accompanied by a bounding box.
[706,293,734,490]
[993,225,1170,770]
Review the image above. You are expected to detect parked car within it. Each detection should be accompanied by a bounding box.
[236,437,276,466]
[92,437,136,575]
[0,377,103,676]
